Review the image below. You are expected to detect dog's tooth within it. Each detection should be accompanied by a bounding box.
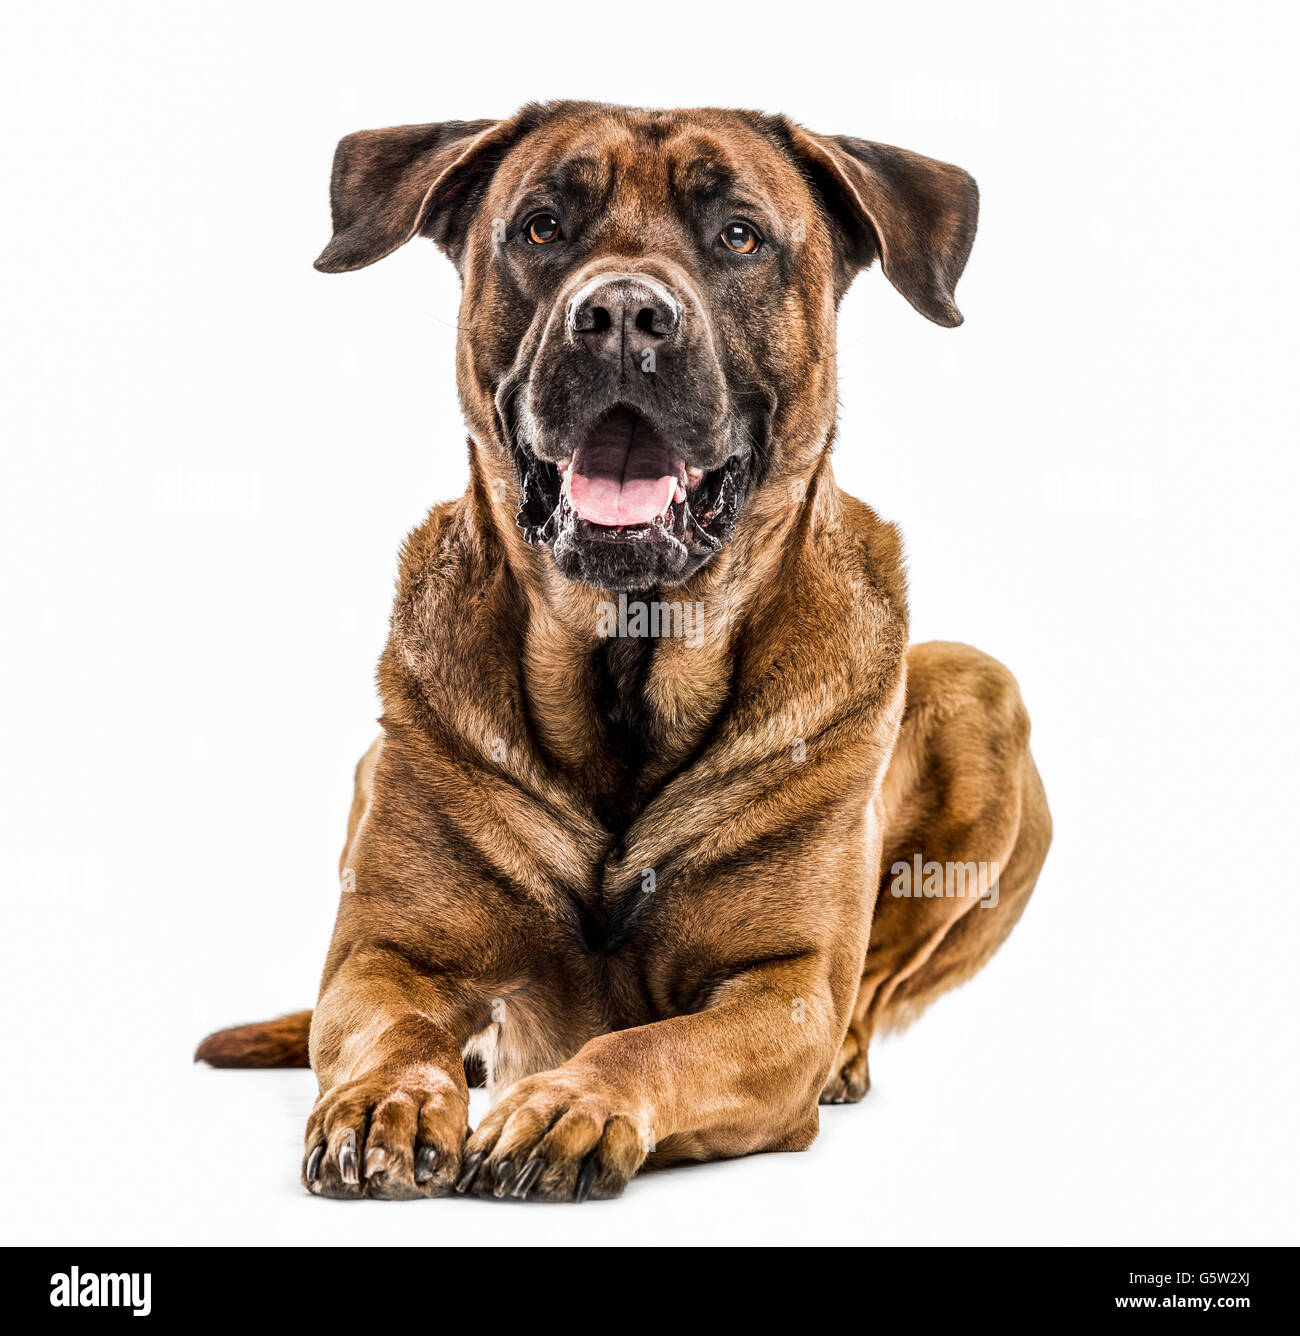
[686,465,705,481]
[557,455,573,472]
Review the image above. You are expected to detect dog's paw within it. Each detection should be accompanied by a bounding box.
[458,1069,651,1202]
[820,1024,871,1105]
[302,1072,468,1200]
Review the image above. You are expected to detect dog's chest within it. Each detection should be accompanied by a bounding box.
[583,634,714,827]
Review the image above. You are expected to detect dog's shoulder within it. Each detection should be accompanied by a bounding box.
[734,487,909,719]
[394,498,488,604]
[784,487,912,703]
[824,491,908,617]
[796,487,909,664]
[378,497,517,722]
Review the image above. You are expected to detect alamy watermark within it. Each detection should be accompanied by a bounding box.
[890,80,1001,127]
[889,855,1000,908]
[597,592,706,649]
[50,1268,151,1316]
[152,464,260,516]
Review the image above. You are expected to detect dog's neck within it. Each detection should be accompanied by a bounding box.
[461,439,838,831]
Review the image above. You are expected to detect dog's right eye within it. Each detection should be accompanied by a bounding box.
[720,221,761,255]
[524,213,562,245]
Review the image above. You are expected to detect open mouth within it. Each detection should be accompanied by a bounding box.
[515,404,745,588]
[563,407,686,528]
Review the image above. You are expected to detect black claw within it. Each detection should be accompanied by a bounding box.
[455,1151,484,1194]
[575,1158,599,1203]
[338,1129,359,1185]
[510,1157,545,1200]
[414,1143,438,1184]
[305,1142,325,1183]
[493,1158,516,1198]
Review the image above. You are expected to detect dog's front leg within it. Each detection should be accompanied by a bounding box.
[462,953,846,1201]
[302,948,479,1199]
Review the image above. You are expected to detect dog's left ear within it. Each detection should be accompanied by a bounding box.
[782,123,979,326]
[314,116,526,273]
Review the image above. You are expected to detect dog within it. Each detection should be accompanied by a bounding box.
[197,101,1051,1202]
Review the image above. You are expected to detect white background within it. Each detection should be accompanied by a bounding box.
[2,0,1296,1246]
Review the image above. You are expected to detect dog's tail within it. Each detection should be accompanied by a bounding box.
[194,1009,312,1068]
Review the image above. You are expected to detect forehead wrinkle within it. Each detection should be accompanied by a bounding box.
[506,154,611,220]
[590,132,676,230]
[668,140,738,203]
[602,128,754,230]
[662,129,795,228]
[545,153,613,212]
[495,113,612,209]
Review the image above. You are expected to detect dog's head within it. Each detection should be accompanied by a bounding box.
[316,102,977,591]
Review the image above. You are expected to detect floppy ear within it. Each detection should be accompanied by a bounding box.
[783,123,979,326]
[314,117,521,273]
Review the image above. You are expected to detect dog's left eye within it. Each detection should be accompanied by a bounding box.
[720,221,761,255]
[525,213,562,245]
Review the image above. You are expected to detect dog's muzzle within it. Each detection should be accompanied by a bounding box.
[509,271,756,590]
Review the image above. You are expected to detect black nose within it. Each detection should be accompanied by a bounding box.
[568,276,681,363]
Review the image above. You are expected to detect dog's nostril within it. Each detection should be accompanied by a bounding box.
[575,305,612,335]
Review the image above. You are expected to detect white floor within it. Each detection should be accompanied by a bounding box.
[11,899,1293,1247]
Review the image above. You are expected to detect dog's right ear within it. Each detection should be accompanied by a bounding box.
[314,118,521,273]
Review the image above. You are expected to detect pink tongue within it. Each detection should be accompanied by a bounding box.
[566,410,678,527]
[569,471,676,526]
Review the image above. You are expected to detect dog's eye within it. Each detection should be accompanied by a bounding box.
[720,221,761,255]
[525,213,562,245]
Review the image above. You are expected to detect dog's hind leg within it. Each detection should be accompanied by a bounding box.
[821,641,1052,1104]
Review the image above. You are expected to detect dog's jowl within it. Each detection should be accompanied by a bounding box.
[197,102,1051,1201]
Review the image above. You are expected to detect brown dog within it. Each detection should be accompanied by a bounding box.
[197,101,1051,1202]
